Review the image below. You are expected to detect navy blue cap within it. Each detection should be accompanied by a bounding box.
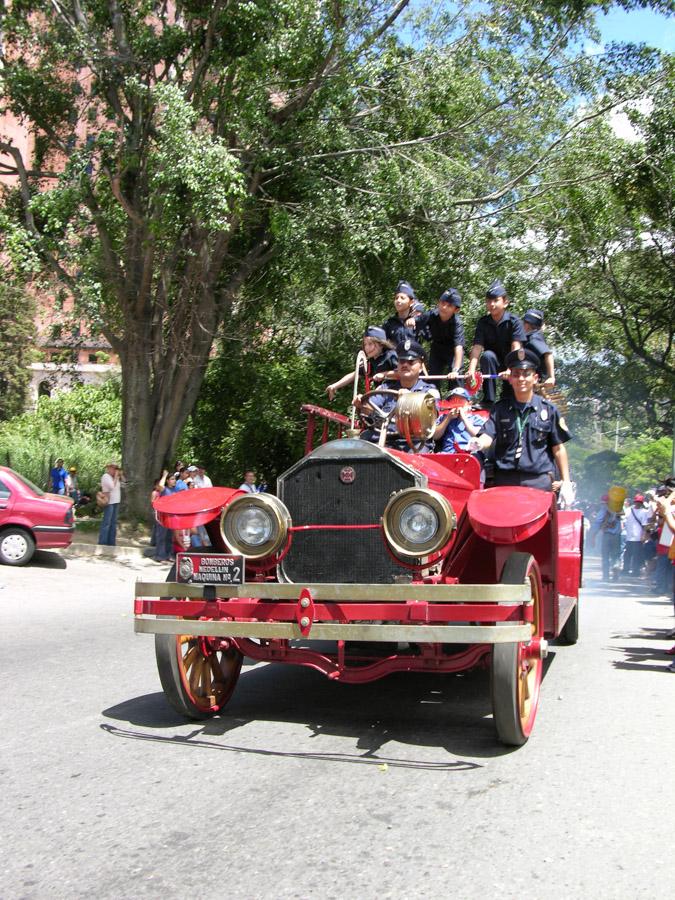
[486,279,507,299]
[439,288,461,308]
[505,348,540,370]
[395,280,416,300]
[396,338,426,361]
[523,308,544,327]
[363,326,387,342]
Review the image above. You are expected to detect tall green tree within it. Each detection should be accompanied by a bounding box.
[0,282,36,420]
[523,60,674,440]
[0,0,667,512]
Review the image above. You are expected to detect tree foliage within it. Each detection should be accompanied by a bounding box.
[522,59,674,442]
[0,378,121,490]
[182,334,326,486]
[0,0,670,510]
[615,436,673,491]
[0,281,36,420]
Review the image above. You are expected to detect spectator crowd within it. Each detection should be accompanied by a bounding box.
[150,463,265,563]
[586,476,675,672]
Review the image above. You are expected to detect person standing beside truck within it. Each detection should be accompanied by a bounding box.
[622,493,650,577]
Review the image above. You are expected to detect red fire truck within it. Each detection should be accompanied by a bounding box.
[134,393,582,746]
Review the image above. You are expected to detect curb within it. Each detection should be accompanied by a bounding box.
[63,542,152,561]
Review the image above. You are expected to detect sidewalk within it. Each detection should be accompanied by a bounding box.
[63,520,154,561]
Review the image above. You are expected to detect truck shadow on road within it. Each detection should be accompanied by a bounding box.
[101,654,557,763]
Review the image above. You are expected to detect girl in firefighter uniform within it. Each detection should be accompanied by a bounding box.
[325,326,398,401]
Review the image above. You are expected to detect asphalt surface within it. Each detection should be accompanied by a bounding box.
[1,549,673,899]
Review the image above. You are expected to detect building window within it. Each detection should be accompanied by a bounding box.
[38,381,51,398]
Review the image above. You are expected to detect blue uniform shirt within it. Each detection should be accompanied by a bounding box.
[50,465,67,493]
[591,506,622,536]
[437,410,485,453]
[473,311,526,366]
[479,393,570,476]
[366,377,439,453]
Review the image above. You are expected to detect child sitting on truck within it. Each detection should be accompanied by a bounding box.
[325,327,398,401]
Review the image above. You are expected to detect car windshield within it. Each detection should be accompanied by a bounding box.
[12,471,45,497]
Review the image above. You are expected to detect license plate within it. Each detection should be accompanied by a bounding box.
[176,553,245,585]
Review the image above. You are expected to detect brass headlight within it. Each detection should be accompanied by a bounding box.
[220,494,291,559]
[382,488,456,558]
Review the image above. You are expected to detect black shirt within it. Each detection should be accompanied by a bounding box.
[525,330,552,377]
[368,349,398,380]
[415,309,465,350]
[383,314,420,346]
[472,311,526,365]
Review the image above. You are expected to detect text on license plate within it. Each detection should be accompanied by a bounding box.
[176,553,245,585]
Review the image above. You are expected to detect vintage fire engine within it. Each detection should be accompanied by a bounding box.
[134,387,582,746]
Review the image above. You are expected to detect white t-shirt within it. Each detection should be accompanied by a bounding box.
[193,474,213,489]
[624,506,649,542]
[101,471,121,504]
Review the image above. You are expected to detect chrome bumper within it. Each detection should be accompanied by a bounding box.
[134,581,533,644]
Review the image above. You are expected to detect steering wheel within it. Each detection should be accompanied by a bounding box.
[359,388,402,414]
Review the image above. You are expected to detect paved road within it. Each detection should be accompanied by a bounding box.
[1,550,673,899]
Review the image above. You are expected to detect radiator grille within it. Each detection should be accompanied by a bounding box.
[278,448,418,583]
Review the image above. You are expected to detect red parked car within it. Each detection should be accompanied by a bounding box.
[0,466,75,565]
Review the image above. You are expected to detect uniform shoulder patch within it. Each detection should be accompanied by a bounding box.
[559,416,569,432]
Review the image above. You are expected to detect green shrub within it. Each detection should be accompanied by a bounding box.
[0,378,121,492]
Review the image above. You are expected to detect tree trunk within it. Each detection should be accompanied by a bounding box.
[119,335,156,520]
[118,302,219,520]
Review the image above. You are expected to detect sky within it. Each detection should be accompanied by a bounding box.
[596,8,675,52]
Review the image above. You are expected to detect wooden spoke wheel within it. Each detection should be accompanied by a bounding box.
[491,553,544,746]
[154,568,242,719]
[155,631,243,719]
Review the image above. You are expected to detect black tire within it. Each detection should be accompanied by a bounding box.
[154,567,243,719]
[491,552,543,747]
[0,527,36,566]
[558,600,579,645]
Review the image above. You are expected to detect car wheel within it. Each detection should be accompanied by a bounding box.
[0,527,36,566]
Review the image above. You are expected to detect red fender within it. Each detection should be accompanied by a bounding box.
[153,487,243,529]
[467,486,554,545]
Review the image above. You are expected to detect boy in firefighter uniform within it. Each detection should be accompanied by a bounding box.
[523,308,556,387]
[466,279,526,407]
[414,287,465,378]
[382,281,425,345]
